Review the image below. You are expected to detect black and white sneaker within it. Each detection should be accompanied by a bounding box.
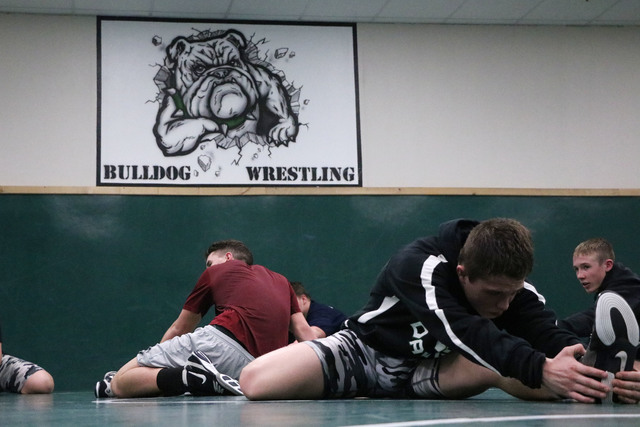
[182,350,243,396]
[95,371,117,398]
[581,291,640,403]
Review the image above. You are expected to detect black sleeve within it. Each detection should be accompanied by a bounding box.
[501,286,581,358]
[557,307,595,339]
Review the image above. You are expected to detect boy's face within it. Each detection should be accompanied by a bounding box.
[572,253,613,294]
[457,265,524,319]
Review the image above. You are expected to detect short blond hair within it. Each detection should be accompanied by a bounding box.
[573,238,615,264]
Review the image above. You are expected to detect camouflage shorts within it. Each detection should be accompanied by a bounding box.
[304,329,419,398]
[0,354,43,393]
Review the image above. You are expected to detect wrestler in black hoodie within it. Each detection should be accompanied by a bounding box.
[347,218,580,389]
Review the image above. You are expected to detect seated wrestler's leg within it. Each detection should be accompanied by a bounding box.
[110,357,163,398]
[111,330,196,398]
[0,355,54,394]
[240,342,324,400]
[412,353,494,399]
[494,374,559,401]
[21,368,55,394]
[412,352,558,400]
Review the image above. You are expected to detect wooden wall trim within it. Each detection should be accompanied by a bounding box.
[2,186,640,196]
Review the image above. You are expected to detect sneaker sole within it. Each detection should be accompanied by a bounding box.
[192,350,244,396]
[95,380,113,398]
[218,374,242,395]
[595,292,639,348]
[594,292,639,403]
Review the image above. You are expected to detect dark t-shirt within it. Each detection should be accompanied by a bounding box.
[183,260,300,357]
[307,300,347,336]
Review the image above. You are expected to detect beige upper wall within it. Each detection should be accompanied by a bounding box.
[357,23,640,189]
[1,14,639,189]
[0,14,96,186]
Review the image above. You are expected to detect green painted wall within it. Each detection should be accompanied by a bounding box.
[1,194,638,391]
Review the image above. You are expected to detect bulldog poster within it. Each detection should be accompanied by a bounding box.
[97,18,361,186]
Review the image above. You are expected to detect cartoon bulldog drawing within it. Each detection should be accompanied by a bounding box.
[153,29,299,156]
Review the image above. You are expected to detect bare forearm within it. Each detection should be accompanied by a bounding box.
[161,309,202,343]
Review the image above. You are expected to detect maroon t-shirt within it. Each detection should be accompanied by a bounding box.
[183,260,300,357]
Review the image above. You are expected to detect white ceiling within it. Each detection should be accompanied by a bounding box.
[0,0,639,26]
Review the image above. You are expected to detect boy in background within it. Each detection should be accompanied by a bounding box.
[558,238,640,403]
[289,281,347,340]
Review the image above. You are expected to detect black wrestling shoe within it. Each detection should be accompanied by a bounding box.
[582,291,639,403]
[95,371,117,398]
[182,350,243,396]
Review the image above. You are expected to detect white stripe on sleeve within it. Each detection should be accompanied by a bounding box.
[420,254,500,374]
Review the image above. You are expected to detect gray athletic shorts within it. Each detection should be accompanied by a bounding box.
[0,354,44,393]
[136,325,254,379]
[304,329,420,398]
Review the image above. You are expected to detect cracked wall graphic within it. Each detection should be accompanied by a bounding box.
[98,19,360,186]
